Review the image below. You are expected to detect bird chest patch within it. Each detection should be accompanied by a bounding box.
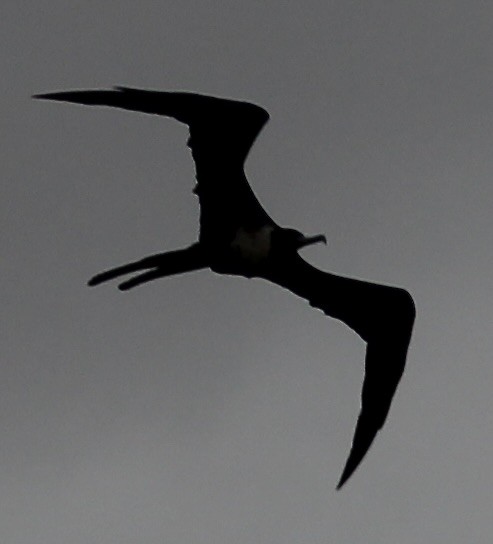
[230,225,274,263]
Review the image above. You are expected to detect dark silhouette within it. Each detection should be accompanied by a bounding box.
[33,87,415,489]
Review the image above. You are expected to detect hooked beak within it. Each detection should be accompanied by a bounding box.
[297,234,327,249]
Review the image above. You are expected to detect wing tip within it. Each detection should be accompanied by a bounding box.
[335,412,384,490]
[335,461,359,491]
[336,471,351,491]
[31,90,80,102]
[32,87,124,102]
[335,454,360,490]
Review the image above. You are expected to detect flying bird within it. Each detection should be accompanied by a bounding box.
[33,87,415,489]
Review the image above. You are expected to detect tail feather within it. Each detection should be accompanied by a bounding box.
[88,244,207,288]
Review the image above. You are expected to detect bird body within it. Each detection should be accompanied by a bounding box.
[34,86,415,489]
[230,225,275,263]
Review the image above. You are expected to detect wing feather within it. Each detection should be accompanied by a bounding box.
[33,87,274,238]
[263,256,415,488]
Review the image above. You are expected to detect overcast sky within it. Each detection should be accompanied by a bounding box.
[2,1,493,543]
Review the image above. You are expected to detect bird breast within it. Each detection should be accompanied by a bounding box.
[230,226,274,263]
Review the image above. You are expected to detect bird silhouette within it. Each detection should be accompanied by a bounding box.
[33,87,415,489]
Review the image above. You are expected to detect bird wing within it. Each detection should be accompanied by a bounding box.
[33,87,275,241]
[263,255,415,489]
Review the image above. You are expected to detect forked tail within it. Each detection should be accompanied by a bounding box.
[88,244,208,290]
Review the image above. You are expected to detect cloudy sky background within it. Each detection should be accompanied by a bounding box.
[2,1,493,542]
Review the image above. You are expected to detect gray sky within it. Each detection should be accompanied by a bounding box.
[2,1,493,542]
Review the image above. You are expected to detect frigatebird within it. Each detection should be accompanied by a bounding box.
[33,87,415,489]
